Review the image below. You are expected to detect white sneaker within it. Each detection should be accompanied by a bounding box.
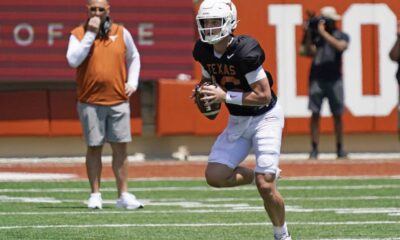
[274,233,292,240]
[87,193,102,209]
[116,192,144,209]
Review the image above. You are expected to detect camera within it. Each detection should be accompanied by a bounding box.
[308,16,334,33]
[307,15,335,43]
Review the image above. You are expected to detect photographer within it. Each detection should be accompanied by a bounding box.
[300,6,350,159]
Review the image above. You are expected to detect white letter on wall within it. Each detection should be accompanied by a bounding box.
[14,23,34,46]
[343,4,398,116]
[48,23,63,46]
[269,5,311,117]
[138,23,154,46]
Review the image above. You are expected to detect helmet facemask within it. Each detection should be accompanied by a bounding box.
[197,17,232,44]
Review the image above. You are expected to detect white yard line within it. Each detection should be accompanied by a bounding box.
[280,152,400,161]
[0,173,77,181]
[0,152,399,165]
[0,184,399,193]
[1,172,400,182]
[0,196,61,203]
[0,206,399,215]
[2,195,399,207]
[2,175,400,182]
[0,221,399,230]
[318,239,400,240]
[154,196,400,202]
[0,154,145,164]
[284,176,400,180]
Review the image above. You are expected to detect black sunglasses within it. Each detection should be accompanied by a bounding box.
[89,7,106,12]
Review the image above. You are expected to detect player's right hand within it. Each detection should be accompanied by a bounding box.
[87,16,101,34]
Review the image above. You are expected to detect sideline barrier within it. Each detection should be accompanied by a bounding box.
[0,91,49,136]
[156,78,398,136]
[0,90,142,136]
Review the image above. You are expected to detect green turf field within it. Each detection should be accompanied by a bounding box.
[0,178,399,240]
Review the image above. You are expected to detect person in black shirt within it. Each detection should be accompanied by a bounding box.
[300,6,350,159]
[193,1,291,239]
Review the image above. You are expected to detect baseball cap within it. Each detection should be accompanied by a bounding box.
[320,6,341,20]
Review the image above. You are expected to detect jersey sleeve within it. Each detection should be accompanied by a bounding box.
[192,40,204,62]
[236,37,266,74]
[201,65,211,78]
[192,40,214,77]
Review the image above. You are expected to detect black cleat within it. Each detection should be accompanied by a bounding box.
[309,149,318,159]
[337,149,348,159]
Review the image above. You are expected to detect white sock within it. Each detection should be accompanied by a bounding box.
[120,192,131,198]
[273,222,288,237]
[275,169,281,180]
[90,192,101,198]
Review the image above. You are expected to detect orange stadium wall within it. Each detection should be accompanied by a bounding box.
[156,0,400,136]
[0,90,142,136]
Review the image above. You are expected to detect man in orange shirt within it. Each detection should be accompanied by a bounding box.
[66,0,143,209]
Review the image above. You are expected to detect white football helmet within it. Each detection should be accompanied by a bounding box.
[196,0,238,44]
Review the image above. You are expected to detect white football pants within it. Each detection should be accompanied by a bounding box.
[208,102,284,175]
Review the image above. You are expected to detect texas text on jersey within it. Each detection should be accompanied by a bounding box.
[192,35,276,116]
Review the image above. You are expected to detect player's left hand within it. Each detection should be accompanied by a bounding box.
[125,83,136,97]
[200,84,226,106]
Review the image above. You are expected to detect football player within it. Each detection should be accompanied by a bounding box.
[192,0,291,239]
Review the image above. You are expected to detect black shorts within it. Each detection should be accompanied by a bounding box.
[308,79,344,115]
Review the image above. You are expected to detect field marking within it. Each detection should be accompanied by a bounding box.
[0,184,399,193]
[0,196,61,203]
[0,154,145,164]
[1,152,399,164]
[1,194,399,214]
[1,175,400,182]
[0,172,78,181]
[152,196,400,202]
[318,239,400,240]
[1,206,399,215]
[280,152,400,161]
[284,176,400,180]
[0,221,399,230]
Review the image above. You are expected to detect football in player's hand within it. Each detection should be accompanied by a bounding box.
[194,82,221,120]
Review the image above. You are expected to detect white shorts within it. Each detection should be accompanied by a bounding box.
[77,102,132,146]
[208,102,284,175]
